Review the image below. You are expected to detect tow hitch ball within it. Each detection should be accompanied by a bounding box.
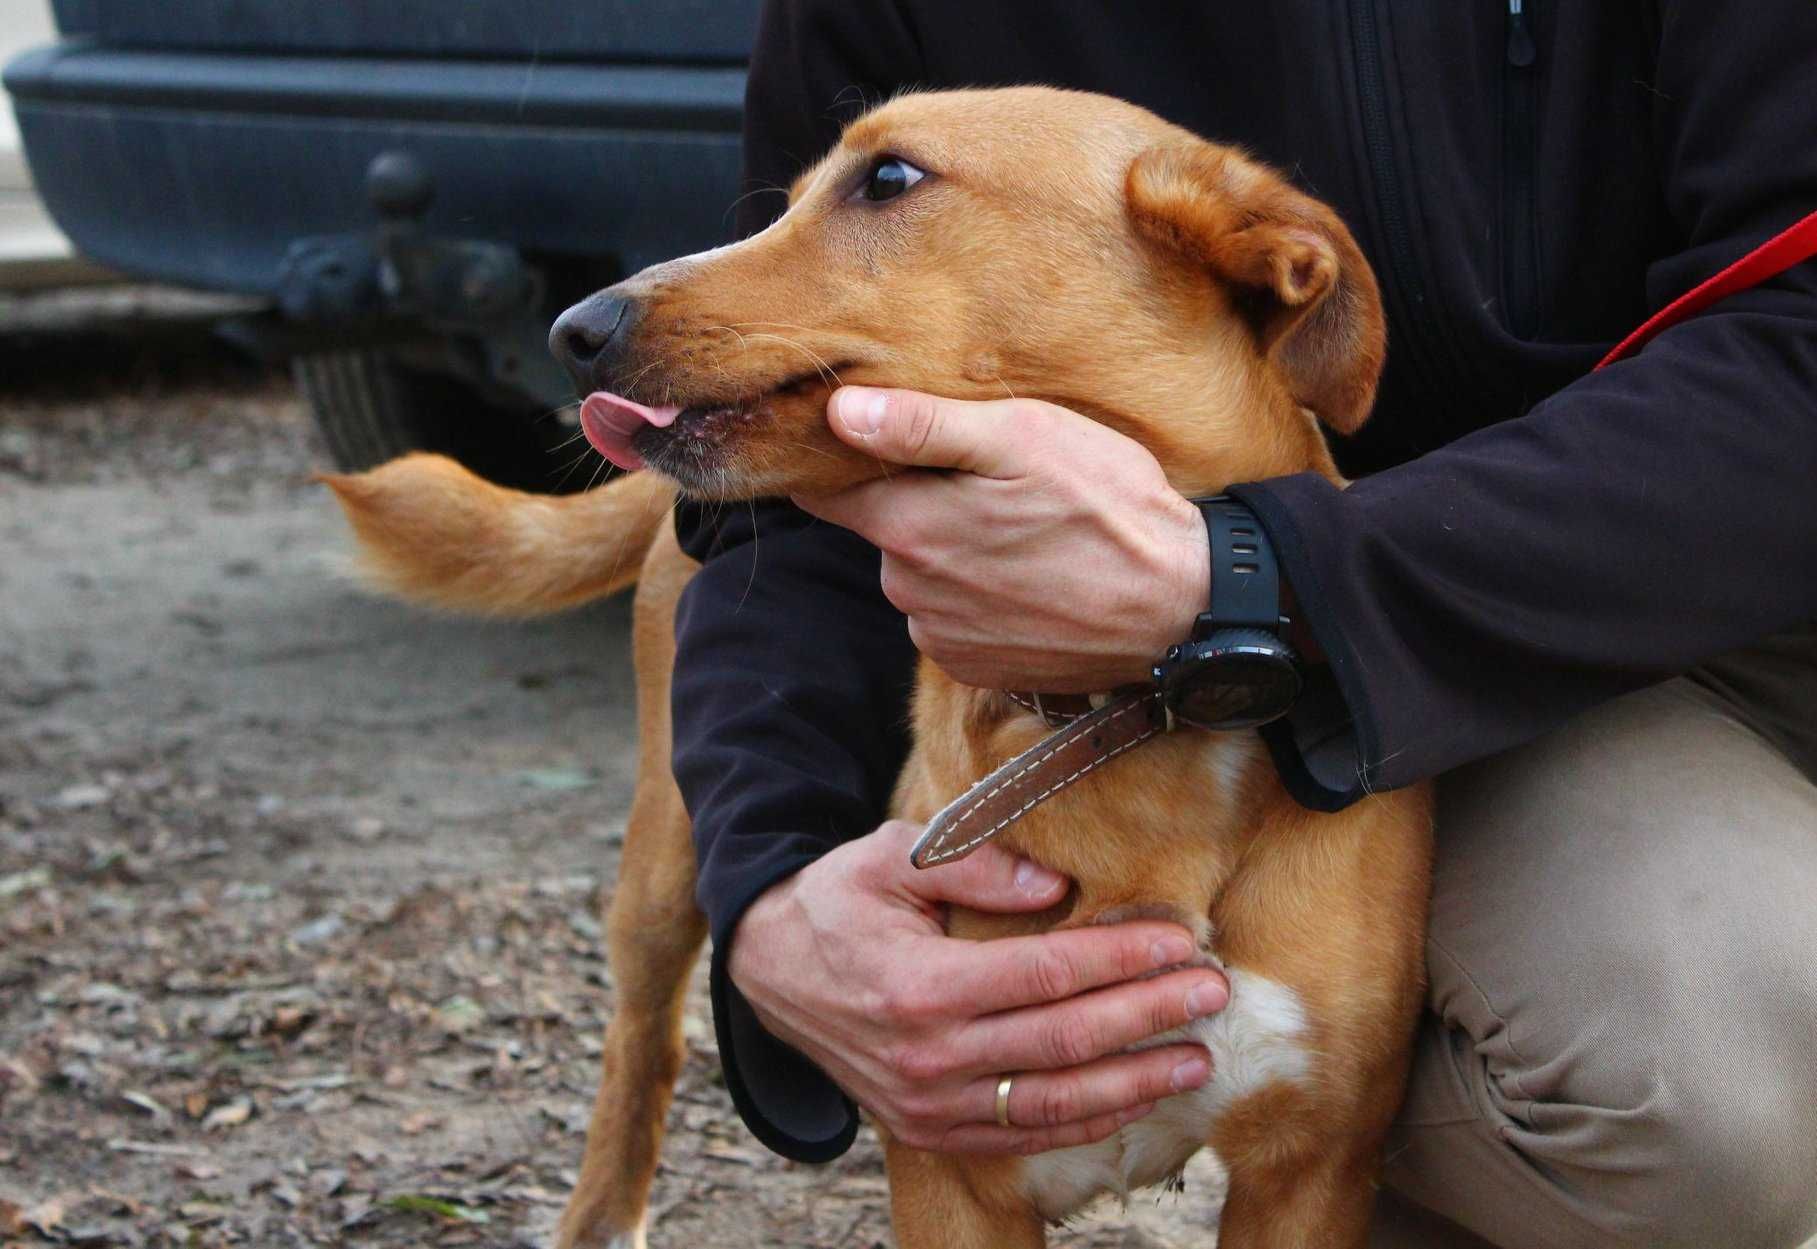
[276,150,541,331]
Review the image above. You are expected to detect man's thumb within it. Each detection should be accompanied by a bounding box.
[828,387,1028,478]
[875,821,1070,911]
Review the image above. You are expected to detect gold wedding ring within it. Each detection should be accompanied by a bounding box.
[995,1074,1015,1128]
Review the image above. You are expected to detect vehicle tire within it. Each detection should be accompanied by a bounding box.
[294,349,585,493]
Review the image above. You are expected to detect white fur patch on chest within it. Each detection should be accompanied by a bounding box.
[1018,968,1312,1223]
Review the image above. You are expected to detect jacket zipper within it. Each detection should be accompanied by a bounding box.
[1503,0,1541,339]
[1349,0,1456,402]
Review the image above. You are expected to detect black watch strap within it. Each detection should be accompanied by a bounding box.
[1191,496,1281,636]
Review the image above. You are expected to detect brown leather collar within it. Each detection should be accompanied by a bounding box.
[910,688,1168,869]
[1003,689,1112,729]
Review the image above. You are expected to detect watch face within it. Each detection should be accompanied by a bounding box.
[1164,638,1302,731]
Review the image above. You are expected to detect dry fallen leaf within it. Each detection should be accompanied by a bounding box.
[21,1197,64,1236]
[87,1188,148,1217]
[399,1110,440,1136]
[433,995,485,1035]
[120,1089,170,1121]
[201,1097,253,1130]
[0,1056,41,1103]
[105,1139,210,1158]
[177,1198,228,1224]
[269,1005,312,1034]
[0,866,54,898]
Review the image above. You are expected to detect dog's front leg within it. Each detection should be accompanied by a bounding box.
[552,772,705,1249]
[556,534,709,1249]
[882,1134,1046,1249]
[552,778,701,1243]
[1213,1126,1385,1249]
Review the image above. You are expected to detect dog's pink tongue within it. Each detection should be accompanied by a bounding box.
[579,392,682,471]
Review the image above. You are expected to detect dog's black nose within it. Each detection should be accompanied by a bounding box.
[549,291,639,392]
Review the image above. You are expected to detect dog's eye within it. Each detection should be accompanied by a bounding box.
[856,156,926,203]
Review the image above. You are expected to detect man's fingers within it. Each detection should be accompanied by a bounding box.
[952,965,1229,1076]
[791,472,944,552]
[827,387,1035,478]
[962,1043,1211,1133]
[933,921,1210,1016]
[935,1103,1157,1157]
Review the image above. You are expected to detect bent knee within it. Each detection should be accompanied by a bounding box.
[1500,990,1817,1248]
[1421,918,1817,1247]
[1418,676,1817,1246]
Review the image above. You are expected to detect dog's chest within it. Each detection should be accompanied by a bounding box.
[1018,968,1313,1223]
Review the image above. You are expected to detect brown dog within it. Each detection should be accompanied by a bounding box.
[326,87,1432,1249]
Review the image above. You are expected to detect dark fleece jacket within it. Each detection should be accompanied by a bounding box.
[668,0,1817,1161]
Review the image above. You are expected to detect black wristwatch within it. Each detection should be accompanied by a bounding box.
[1151,496,1302,731]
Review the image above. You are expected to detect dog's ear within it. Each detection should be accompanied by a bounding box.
[1127,143,1385,433]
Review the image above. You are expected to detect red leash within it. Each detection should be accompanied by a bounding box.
[1595,208,1817,370]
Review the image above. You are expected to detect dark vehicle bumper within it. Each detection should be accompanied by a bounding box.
[49,0,760,62]
[3,41,747,297]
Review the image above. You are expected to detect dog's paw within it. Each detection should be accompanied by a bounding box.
[1087,903,1221,973]
[552,1215,645,1249]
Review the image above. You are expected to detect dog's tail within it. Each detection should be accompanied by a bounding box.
[320,453,675,617]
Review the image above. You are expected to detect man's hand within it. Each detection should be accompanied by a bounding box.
[728,821,1227,1156]
[792,387,1209,692]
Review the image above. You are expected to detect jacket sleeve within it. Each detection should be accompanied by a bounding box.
[669,0,924,1163]
[1231,1,1817,810]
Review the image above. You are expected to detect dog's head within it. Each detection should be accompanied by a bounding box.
[551,87,1383,498]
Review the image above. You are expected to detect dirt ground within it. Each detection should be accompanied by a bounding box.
[0,303,1224,1247]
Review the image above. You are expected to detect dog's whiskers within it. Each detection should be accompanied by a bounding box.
[740,332,846,390]
[737,496,761,612]
[721,183,790,230]
[581,453,615,495]
[704,324,753,353]
[597,459,668,586]
[612,358,664,398]
[550,444,604,492]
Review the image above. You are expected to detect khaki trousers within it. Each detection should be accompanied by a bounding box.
[1369,628,1817,1249]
